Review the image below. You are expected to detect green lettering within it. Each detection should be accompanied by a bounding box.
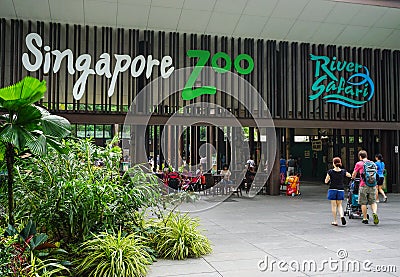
[211,52,231,73]
[336,61,346,72]
[337,77,346,94]
[345,86,354,96]
[234,54,254,74]
[326,80,337,92]
[363,84,369,97]
[310,54,337,81]
[355,87,363,97]
[309,75,327,100]
[346,62,354,72]
[182,50,216,101]
[355,64,363,72]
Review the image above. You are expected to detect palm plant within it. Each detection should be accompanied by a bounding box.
[0,76,71,225]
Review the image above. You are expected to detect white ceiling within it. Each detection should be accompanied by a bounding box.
[0,0,399,49]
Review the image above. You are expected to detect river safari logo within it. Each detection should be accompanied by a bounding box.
[309,54,374,108]
[22,33,254,101]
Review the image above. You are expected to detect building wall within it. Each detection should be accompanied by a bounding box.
[1,18,399,126]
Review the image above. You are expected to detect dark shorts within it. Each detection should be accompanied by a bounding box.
[377,177,384,186]
[327,189,345,200]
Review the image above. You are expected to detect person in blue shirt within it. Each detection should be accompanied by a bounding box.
[279,156,286,184]
[375,154,387,203]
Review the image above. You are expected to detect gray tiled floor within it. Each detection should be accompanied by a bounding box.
[148,184,400,276]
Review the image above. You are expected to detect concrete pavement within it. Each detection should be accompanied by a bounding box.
[148,184,400,276]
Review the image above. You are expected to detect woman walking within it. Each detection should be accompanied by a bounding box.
[375,154,387,203]
[325,157,351,226]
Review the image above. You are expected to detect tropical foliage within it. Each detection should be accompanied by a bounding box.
[10,138,161,243]
[0,76,71,225]
[0,77,212,276]
[3,220,70,276]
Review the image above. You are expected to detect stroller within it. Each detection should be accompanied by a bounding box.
[344,178,366,219]
[165,172,181,191]
[285,175,300,196]
[181,173,201,191]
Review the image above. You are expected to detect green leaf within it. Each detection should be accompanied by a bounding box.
[0,124,36,150]
[5,224,18,237]
[41,114,71,138]
[29,233,48,250]
[0,124,20,149]
[0,140,5,161]
[15,105,42,125]
[46,136,69,154]
[26,132,47,156]
[20,220,36,241]
[0,76,46,110]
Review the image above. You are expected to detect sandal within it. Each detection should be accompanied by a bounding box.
[331,222,338,226]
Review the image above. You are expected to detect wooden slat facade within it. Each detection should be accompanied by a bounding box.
[1,18,400,193]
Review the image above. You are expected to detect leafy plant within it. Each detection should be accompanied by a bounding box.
[76,230,152,277]
[9,138,161,243]
[0,76,71,225]
[3,220,70,276]
[0,233,13,276]
[154,213,212,260]
[24,252,70,277]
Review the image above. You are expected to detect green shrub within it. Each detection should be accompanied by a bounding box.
[76,230,152,277]
[154,213,212,260]
[0,235,13,276]
[24,252,70,277]
[3,220,70,277]
[6,138,161,243]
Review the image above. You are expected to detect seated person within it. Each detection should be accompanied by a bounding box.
[211,164,218,175]
[162,167,170,184]
[220,164,232,185]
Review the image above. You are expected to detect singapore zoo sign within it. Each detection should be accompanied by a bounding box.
[22,33,254,101]
[309,54,375,109]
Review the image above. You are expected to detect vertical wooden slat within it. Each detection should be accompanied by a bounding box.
[93,26,97,112]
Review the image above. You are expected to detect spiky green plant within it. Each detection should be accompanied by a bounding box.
[76,230,152,277]
[154,213,212,260]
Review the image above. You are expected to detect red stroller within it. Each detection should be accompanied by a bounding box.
[165,172,181,191]
[181,172,202,191]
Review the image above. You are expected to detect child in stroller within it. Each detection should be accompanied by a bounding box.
[344,178,368,219]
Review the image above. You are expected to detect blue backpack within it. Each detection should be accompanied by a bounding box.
[362,161,378,187]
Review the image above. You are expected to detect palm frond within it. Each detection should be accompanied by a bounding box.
[15,105,42,125]
[26,133,47,156]
[0,76,46,110]
[41,114,71,138]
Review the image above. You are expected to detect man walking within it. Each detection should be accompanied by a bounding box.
[352,150,379,225]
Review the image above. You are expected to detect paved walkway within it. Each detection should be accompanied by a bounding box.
[148,184,400,276]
